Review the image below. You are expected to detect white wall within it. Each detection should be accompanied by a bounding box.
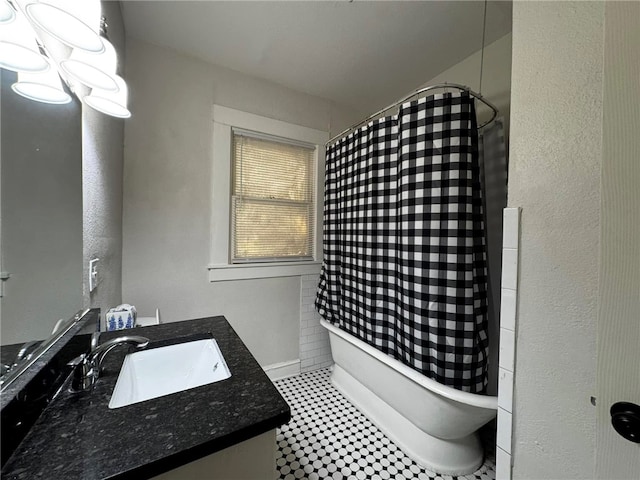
[595,2,640,478]
[122,39,361,366]
[82,1,126,321]
[420,33,512,141]
[509,2,604,477]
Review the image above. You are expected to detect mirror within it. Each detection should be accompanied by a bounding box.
[0,309,92,393]
[0,69,84,349]
[0,0,125,391]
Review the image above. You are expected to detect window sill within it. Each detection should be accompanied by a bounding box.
[208,261,321,282]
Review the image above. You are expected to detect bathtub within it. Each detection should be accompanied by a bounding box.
[321,319,498,475]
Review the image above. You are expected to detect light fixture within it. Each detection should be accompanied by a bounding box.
[2,0,130,117]
[24,0,104,53]
[84,75,130,118]
[12,65,72,104]
[0,8,49,72]
[0,0,16,24]
[60,37,118,91]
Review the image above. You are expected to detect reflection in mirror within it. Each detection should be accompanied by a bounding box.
[1,309,97,467]
[0,309,90,392]
[0,68,83,346]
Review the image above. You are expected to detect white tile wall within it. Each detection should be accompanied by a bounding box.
[299,274,333,372]
[498,368,514,412]
[499,288,517,331]
[496,447,512,480]
[501,248,519,290]
[498,328,515,372]
[502,208,520,249]
[496,207,521,480]
[497,408,513,454]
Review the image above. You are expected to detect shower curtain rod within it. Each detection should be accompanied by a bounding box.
[326,82,499,146]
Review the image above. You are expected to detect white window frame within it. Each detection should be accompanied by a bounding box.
[209,105,327,282]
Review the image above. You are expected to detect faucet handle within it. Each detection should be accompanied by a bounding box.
[68,354,94,392]
[67,353,87,367]
[68,336,150,393]
[91,331,101,350]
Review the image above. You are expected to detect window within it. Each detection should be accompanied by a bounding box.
[209,106,327,281]
[232,132,315,263]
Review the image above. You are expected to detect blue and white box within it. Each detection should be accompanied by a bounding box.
[105,304,137,331]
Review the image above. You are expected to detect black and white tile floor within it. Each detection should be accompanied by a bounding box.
[274,368,495,480]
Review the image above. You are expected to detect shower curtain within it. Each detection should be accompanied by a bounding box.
[316,92,489,393]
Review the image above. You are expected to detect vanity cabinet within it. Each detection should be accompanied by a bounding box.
[153,430,276,480]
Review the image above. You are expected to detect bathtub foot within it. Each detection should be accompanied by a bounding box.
[330,365,485,476]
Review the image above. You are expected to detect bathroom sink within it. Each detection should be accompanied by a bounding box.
[109,338,231,409]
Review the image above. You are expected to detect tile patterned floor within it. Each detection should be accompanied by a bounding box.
[274,368,495,480]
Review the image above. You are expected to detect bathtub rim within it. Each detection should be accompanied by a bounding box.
[320,319,498,410]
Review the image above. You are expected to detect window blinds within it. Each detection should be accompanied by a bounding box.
[232,131,315,262]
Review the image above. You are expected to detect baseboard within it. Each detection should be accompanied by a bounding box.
[263,359,301,381]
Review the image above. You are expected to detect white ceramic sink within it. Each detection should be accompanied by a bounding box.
[109,338,231,409]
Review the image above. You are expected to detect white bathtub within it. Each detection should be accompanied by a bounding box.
[321,319,498,475]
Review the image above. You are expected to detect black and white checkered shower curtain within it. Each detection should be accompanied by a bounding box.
[316,92,489,393]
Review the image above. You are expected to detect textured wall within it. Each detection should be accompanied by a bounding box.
[122,39,361,366]
[595,2,640,477]
[82,1,126,320]
[509,2,604,478]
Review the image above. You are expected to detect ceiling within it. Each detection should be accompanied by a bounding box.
[122,1,512,114]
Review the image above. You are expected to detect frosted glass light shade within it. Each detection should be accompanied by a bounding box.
[0,0,16,24]
[24,0,103,52]
[60,38,118,91]
[84,75,130,118]
[12,67,72,104]
[0,9,49,72]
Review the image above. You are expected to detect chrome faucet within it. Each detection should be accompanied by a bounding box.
[69,335,149,392]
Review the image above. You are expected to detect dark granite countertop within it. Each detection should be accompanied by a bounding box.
[1,316,291,480]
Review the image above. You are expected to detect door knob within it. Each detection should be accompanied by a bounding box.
[610,402,640,443]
